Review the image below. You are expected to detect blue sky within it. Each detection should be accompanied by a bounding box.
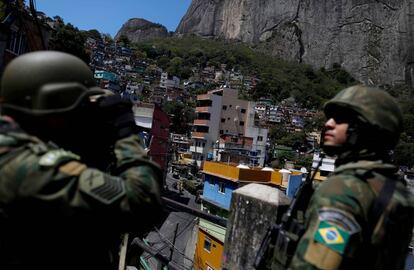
[36,0,192,37]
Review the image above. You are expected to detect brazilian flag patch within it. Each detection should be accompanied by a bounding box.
[314,221,350,254]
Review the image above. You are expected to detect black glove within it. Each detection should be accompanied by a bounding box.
[98,94,137,141]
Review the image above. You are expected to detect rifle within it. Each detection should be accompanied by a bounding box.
[254,154,325,269]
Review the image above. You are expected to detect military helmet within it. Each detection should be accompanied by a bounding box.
[0,50,104,114]
[324,85,403,134]
[324,84,403,150]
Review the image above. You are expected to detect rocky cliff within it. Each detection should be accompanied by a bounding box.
[115,18,169,43]
[177,0,414,88]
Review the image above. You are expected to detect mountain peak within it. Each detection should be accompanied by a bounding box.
[115,18,169,43]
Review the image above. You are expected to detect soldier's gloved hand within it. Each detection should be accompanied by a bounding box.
[98,94,137,141]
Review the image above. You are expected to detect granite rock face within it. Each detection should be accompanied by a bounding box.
[177,0,414,87]
[115,18,169,43]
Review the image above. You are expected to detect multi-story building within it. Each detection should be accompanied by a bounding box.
[191,88,269,168]
[191,91,223,167]
[244,102,269,167]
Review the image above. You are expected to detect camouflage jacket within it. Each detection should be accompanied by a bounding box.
[0,116,162,270]
[289,160,414,270]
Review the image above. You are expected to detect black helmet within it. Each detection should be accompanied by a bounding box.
[0,50,104,115]
[323,85,403,157]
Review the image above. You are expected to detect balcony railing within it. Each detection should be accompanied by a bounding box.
[191,132,208,139]
[197,94,211,100]
[195,106,211,113]
[193,119,210,126]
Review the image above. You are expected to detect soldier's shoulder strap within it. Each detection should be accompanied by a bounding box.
[355,170,397,238]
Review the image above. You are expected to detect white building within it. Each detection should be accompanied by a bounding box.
[312,152,336,181]
[244,102,269,167]
[160,72,180,89]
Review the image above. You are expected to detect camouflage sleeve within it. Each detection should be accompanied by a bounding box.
[289,175,375,270]
[0,134,162,233]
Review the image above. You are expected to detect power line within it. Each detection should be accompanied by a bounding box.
[162,196,227,227]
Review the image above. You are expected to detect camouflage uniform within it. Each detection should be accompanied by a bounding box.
[0,116,162,270]
[288,85,414,269]
[289,160,414,269]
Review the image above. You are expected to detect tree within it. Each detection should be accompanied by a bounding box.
[117,34,130,47]
[394,142,414,168]
[163,101,195,134]
[49,19,89,63]
[102,33,114,45]
[83,29,102,41]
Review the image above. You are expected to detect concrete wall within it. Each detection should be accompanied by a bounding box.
[222,183,290,270]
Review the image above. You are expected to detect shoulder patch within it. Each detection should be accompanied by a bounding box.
[314,221,350,254]
[79,170,125,205]
[318,207,361,233]
[39,149,80,167]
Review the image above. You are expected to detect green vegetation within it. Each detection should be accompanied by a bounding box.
[133,36,356,109]
[49,16,89,63]
[130,36,414,168]
[163,100,196,134]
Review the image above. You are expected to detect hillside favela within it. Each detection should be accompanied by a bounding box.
[1,0,414,270]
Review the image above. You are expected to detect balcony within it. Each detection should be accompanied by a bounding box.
[193,119,210,126]
[197,94,211,101]
[191,132,208,139]
[195,106,211,113]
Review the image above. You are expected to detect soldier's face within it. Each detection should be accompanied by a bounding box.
[324,118,349,146]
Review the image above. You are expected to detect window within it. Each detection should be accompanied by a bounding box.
[204,237,212,252]
[221,118,225,123]
[222,105,227,110]
[202,142,206,147]
[239,121,244,126]
[257,136,263,141]
[7,30,27,55]
[220,130,224,134]
[257,150,262,155]
[229,105,232,108]
[209,178,214,186]
[241,108,246,113]
[219,182,225,193]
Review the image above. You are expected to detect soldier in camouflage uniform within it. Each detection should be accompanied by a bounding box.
[0,51,162,270]
[289,85,414,269]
